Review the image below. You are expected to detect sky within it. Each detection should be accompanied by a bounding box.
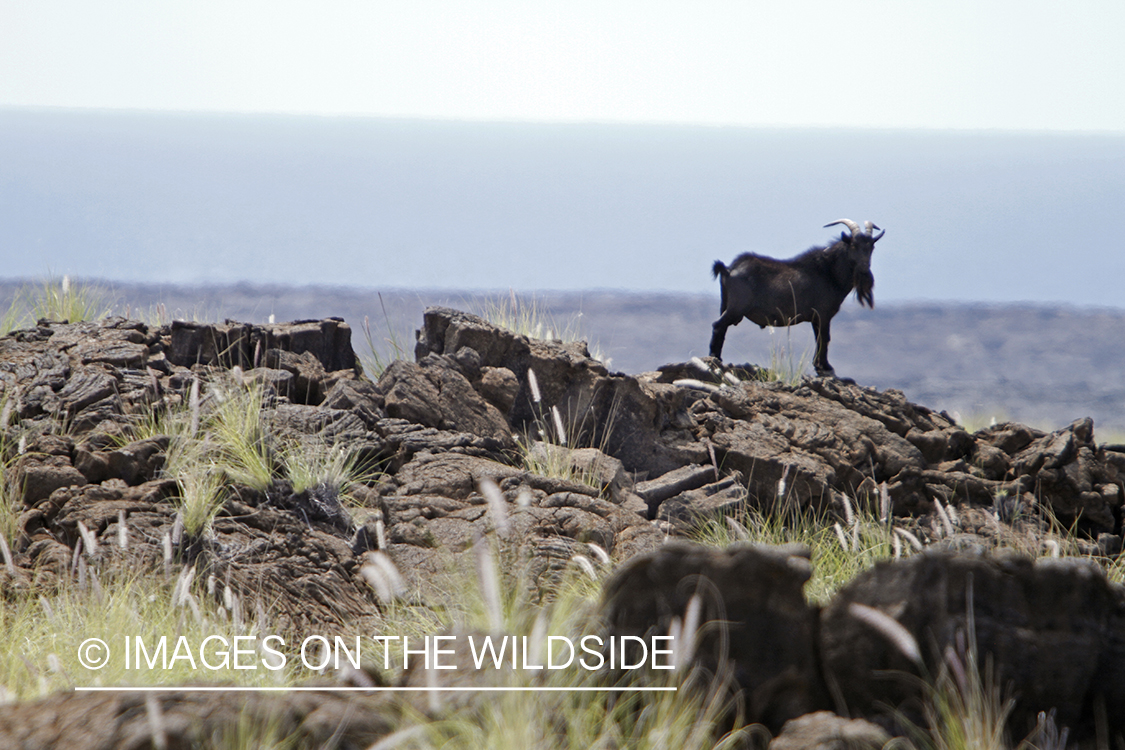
[1,2,1124,309]
[2,0,1124,131]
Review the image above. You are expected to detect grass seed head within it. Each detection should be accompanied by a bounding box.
[527,368,541,403]
[848,602,922,667]
[478,476,511,537]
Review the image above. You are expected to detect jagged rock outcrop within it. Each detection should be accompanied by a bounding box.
[412,306,1125,540]
[820,549,1125,740]
[1,317,384,632]
[415,306,707,476]
[168,317,356,373]
[601,542,1125,743]
[378,356,514,446]
[375,450,659,599]
[4,309,1124,611]
[0,317,363,437]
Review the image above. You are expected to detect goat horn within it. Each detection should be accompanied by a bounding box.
[865,221,886,241]
[824,219,862,237]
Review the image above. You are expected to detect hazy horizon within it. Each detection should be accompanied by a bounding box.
[4,275,1125,315]
[4,108,1123,309]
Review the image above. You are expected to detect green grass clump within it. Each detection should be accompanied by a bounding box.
[406,674,754,750]
[124,378,231,536]
[476,292,608,366]
[1,276,115,335]
[124,374,375,537]
[1107,556,1125,586]
[754,327,813,386]
[518,441,603,491]
[477,292,565,342]
[0,403,24,546]
[207,380,275,492]
[25,276,114,326]
[283,440,368,497]
[920,660,1014,750]
[176,464,228,539]
[0,568,295,700]
[693,499,899,605]
[0,295,23,337]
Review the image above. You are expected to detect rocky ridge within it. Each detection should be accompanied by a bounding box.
[1,308,1124,748]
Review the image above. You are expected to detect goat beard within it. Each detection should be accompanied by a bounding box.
[854,268,875,308]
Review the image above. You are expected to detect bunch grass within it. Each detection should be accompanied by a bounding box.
[0,400,25,545]
[23,275,114,326]
[518,440,603,491]
[920,658,1014,750]
[123,374,375,537]
[477,292,566,342]
[754,327,814,386]
[0,295,22,337]
[693,500,898,605]
[476,291,608,365]
[0,568,296,700]
[1,276,116,335]
[360,293,413,379]
[207,380,275,492]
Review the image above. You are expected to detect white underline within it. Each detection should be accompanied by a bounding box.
[74,686,677,693]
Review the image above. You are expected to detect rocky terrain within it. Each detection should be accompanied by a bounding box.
[5,280,1125,434]
[0,307,1123,748]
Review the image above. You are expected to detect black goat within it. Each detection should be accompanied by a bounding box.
[709,219,884,378]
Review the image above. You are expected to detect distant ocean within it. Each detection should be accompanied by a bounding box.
[2,108,1123,308]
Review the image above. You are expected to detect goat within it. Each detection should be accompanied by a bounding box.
[709,219,884,378]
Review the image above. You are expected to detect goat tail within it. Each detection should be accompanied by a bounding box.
[712,260,730,314]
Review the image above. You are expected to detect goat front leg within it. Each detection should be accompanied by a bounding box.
[812,316,836,378]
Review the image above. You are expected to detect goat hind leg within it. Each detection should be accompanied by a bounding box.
[709,310,741,360]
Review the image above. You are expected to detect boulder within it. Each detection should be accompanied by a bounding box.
[600,541,828,732]
[377,357,513,447]
[17,446,88,506]
[820,549,1125,739]
[635,464,720,510]
[655,474,747,531]
[73,436,168,486]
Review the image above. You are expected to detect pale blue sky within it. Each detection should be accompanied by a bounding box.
[2,0,1123,131]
